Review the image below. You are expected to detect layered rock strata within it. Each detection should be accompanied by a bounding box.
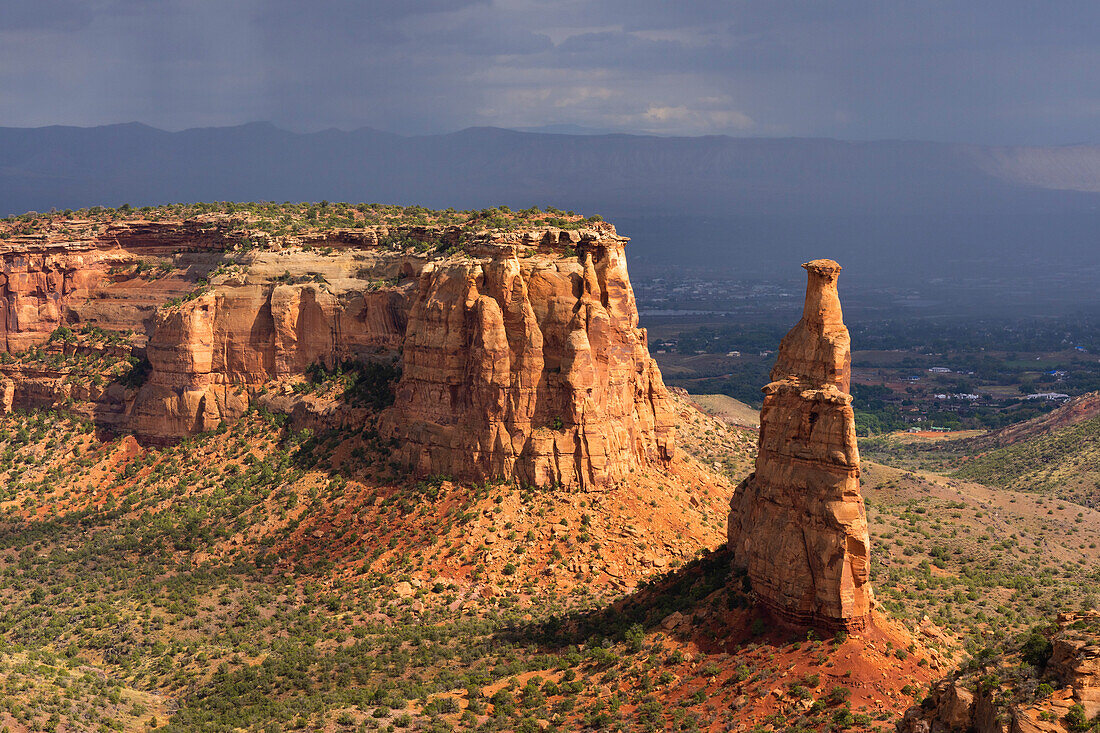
[0,220,674,489]
[1050,615,1100,721]
[727,259,872,630]
[128,247,416,440]
[0,222,223,352]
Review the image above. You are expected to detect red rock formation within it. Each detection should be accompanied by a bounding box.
[130,275,413,440]
[381,232,674,489]
[0,218,674,489]
[727,259,872,630]
[128,227,674,486]
[900,611,1100,732]
[1050,613,1100,720]
[0,221,229,353]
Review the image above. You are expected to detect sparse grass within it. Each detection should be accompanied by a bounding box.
[861,460,1100,652]
[0,402,747,731]
[0,202,610,247]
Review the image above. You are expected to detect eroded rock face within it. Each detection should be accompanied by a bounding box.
[727,259,873,630]
[1049,614,1100,720]
[0,219,674,489]
[380,237,674,489]
[129,264,414,441]
[133,228,674,485]
[0,222,229,353]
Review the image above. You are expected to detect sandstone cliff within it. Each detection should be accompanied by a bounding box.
[0,213,674,489]
[0,221,222,353]
[128,244,416,440]
[382,236,673,488]
[727,259,873,630]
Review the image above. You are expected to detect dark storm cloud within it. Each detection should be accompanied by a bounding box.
[255,0,491,25]
[0,0,96,31]
[1,0,1099,143]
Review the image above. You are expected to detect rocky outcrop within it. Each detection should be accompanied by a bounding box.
[1049,615,1100,720]
[899,612,1100,733]
[0,221,229,353]
[727,259,872,630]
[0,218,674,489]
[381,235,674,489]
[900,681,1006,733]
[129,250,415,440]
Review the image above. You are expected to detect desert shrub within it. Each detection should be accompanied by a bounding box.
[624,624,646,653]
[1064,704,1092,732]
[305,359,400,409]
[1020,629,1054,668]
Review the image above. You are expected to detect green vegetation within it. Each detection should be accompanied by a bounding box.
[860,463,1100,648]
[300,359,402,409]
[951,415,1100,497]
[1,201,607,241]
[862,412,1100,504]
[0,408,721,731]
[0,400,923,732]
[0,324,149,390]
[923,621,1100,731]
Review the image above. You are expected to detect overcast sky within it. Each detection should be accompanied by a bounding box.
[2,0,1098,144]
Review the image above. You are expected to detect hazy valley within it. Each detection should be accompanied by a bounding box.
[4,124,1100,316]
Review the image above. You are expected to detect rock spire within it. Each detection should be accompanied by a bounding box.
[727,259,873,630]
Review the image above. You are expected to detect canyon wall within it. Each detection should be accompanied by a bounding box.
[0,220,674,489]
[0,222,224,352]
[727,259,873,630]
[128,245,416,440]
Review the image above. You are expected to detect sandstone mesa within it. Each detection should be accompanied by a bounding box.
[0,218,673,489]
[0,212,875,630]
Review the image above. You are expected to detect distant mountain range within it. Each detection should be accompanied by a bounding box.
[3,122,1099,305]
